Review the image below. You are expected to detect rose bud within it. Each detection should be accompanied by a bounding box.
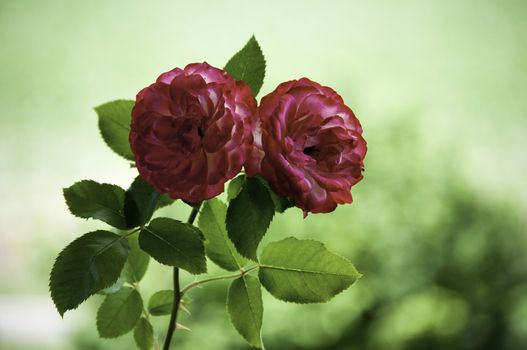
[247,78,367,214]
[130,62,257,203]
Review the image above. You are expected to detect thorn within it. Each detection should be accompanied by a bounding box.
[176,323,192,332]
[179,303,191,315]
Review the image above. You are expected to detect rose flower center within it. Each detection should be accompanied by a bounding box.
[303,145,321,159]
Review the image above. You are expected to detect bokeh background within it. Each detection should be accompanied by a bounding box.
[1,0,526,349]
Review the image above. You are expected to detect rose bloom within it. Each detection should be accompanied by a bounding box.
[130,62,257,203]
[247,78,367,214]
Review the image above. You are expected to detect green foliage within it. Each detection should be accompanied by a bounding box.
[124,175,174,228]
[259,237,361,303]
[256,176,295,213]
[50,230,130,316]
[139,218,206,274]
[50,36,367,350]
[229,175,294,213]
[227,275,264,348]
[269,192,295,213]
[224,36,266,96]
[227,175,245,201]
[157,192,175,208]
[122,235,150,284]
[63,180,128,229]
[227,176,275,261]
[98,277,124,295]
[124,176,162,228]
[148,290,173,316]
[96,286,143,338]
[198,198,246,271]
[134,317,154,350]
[95,99,135,161]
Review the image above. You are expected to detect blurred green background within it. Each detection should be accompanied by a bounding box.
[1,0,526,349]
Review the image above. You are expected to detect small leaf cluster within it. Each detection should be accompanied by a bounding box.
[49,36,361,349]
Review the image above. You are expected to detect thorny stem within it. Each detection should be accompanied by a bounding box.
[162,204,201,350]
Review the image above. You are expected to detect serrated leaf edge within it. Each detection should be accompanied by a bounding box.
[96,286,143,338]
[63,179,127,226]
[226,178,275,261]
[49,230,130,316]
[199,199,244,271]
[258,237,361,305]
[94,99,135,161]
[224,35,266,96]
[134,317,154,350]
[147,290,173,316]
[140,218,207,274]
[227,275,264,348]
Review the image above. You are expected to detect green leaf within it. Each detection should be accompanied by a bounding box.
[139,218,206,274]
[157,192,175,209]
[198,198,246,271]
[258,237,361,303]
[148,290,173,316]
[124,176,161,228]
[227,175,245,201]
[224,36,266,96]
[63,180,127,229]
[122,235,150,284]
[227,176,275,261]
[256,176,295,213]
[50,230,130,316]
[134,317,154,350]
[227,275,263,348]
[270,193,295,213]
[97,286,143,338]
[124,176,174,228]
[98,277,124,295]
[95,99,135,161]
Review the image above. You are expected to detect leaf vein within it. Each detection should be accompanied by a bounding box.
[143,226,192,262]
[259,264,353,277]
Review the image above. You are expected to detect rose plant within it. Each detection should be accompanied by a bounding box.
[49,36,367,349]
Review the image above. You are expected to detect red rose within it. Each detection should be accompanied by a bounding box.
[246,78,367,214]
[130,62,257,203]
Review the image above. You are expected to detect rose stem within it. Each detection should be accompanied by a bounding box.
[162,203,201,350]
